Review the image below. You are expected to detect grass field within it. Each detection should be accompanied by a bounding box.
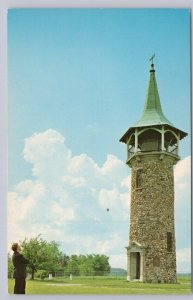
[8,276,192,295]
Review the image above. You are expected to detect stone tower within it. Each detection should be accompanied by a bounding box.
[120,61,187,283]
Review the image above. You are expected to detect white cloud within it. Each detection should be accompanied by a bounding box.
[23,129,71,183]
[99,188,119,209]
[8,180,45,223]
[63,176,87,188]
[174,156,191,193]
[8,129,191,272]
[174,155,191,230]
[109,254,127,269]
[23,129,68,163]
[101,154,125,177]
[176,248,191,273]
[51,202,76,224]
[121,175,131,188]
[8,129,129,260]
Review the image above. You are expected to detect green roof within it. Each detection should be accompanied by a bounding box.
[119,63,188,143]
[135,64,173,127]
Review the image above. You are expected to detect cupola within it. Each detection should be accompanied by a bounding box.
[120,60,187,165]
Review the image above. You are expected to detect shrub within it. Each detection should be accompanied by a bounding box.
[35,270,49,280]
[8,257,14,278]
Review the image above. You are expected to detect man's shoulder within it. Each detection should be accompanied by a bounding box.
[12,252,23,259]
[13,251,20,256]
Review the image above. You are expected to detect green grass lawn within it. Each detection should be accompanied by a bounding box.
[8,276,192,295]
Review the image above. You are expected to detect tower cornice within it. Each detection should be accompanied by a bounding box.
[126,151,180,167]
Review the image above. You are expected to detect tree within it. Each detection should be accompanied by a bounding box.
[8,254,14,278]
[66,255,79,275]
[20,235,62,279]
[90,254,111,275]
[65,254,111,276]
[39,240,63,275]
[60,254,70,269]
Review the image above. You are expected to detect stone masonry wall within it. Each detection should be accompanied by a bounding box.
[129,153,177,283]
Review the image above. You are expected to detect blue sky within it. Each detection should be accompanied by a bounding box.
[8,8,190,186]
[8,9,191,271]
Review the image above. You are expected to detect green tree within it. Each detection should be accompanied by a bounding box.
[66,259,79,275]
[65,253,111,276]
[60,254,70,269]
[20,235,62,279]
[92,254,111,275]
[8,254,14,278]
[40,240,63,275]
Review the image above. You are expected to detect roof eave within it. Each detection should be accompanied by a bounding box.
[119,123,188,144]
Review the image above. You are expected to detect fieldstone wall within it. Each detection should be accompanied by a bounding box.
[128,152,177,283]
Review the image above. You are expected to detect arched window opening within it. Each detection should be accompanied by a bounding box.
[127,144,135,159]
[165,131,178,155]
[126,128,179,160]
[127,134,138,160]
[138,129,161,152]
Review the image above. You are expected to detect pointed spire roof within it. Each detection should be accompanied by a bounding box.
[134,63,173,127]
[119,60,188,144]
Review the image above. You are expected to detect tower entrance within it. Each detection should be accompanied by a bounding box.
[126,242,145,282]
[131,252,140,280]
[136,252,140,279]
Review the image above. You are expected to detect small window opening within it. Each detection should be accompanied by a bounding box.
[136,169,143,188]
[167,232,172,252]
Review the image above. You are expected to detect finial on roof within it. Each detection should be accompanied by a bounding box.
[149,53,155,64]
[149,54,155,72]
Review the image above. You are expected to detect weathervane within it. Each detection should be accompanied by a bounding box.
[149,53,155,64]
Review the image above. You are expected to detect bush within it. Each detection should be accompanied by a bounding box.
[35,270,49,280]
[8,257,14,278]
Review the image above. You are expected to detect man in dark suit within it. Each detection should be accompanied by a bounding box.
[11,243,28,294]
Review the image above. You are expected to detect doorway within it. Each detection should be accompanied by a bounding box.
[136,252,140,279]
[130,252,140,280]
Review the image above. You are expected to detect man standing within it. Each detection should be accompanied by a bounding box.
[11,243,28,294]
